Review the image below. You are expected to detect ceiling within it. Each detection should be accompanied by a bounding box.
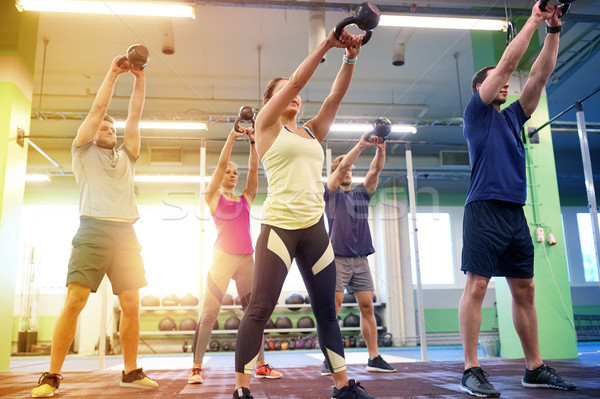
[22,0,600,197]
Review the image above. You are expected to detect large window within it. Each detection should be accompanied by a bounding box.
[576,212,600,282]
[409,212,455,285]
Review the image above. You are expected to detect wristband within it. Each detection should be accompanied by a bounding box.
[250,141,256,144]
[343,55,357,65]
[546,25,562,34]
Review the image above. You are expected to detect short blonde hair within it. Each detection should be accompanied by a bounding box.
[331,155,344,173]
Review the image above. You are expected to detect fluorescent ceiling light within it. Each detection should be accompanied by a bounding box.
[25,174,51,182]
[330,123,417,134]
[134,175,211,183]
[17,0,195,18]
[379,15,505,31]
[113,121,207,130]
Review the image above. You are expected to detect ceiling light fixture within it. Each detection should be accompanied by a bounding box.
[134,175,211,183]
[16,0,195,18]
[25,174,51,182]
[113,121,207,130]
[330,123,417,134]
[379,15,505,31]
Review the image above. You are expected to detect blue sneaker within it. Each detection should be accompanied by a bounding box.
[521,364,577,390]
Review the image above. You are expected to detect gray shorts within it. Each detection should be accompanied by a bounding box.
[335,255,374,293]
[67,217,148,294]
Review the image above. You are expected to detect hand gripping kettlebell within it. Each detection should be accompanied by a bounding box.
[233,106,256,133]
[117,44,149,69]
[364,117,392,142]
[334,2,381,45]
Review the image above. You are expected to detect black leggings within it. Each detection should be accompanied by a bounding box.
[235,217,346,374]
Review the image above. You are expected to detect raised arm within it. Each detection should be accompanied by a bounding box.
[305,34,362,142]
[242,128,259,204]
[75,56,129,146]
[327,133,372,192]
[478,2,554,105]
[519,7,561,117]
[123,67,146,158]
[255,29,360,157]
[205,127,247,207]
[363,140,386,195]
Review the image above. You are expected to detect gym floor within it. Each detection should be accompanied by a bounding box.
[3,342,600,398]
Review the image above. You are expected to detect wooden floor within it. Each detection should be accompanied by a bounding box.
[2,359,599,398]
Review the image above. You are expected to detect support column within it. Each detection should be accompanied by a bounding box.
[470,29,578,360]
[0,3,38,370]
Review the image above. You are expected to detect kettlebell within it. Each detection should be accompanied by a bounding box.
[539,0,575,17]
[233,106,255,133]
[117,44,149,69]
[365,117,392,142]
[334,2,381,45]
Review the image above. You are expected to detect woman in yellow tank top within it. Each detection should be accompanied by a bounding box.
[232,28,378,399]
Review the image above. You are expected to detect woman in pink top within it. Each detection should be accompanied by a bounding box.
[188,125,281,384]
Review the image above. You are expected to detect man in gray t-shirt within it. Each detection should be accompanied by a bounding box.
[32,56,157,397]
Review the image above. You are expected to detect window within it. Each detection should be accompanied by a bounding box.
[409,212,455,285]
[576,212,600,282]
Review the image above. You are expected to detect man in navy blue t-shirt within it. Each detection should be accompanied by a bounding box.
[459,2,576,397]
[322,134,396,375]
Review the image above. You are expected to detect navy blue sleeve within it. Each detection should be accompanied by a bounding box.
[503,100,530,133]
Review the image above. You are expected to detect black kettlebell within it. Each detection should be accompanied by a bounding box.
[233,106,255,133]
[117,44,149,69]
[539,0,575,17]
[334,2,381,46]
[365,117,392,142]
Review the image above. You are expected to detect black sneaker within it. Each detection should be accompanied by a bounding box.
[31,372,63,397]
[459,367,500,397]
[232,387,253,399]
[332,379,377,399]
[521,364,577,390]
[366,355,396,373]
[321,360,332,376]
[120,368,158,389]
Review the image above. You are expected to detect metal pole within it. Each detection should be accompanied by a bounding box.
[98,276,108,370]
[575,102,600,287]
[392,177,407,345]
[405,144,427,361]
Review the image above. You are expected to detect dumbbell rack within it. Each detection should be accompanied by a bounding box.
[135,302,384,336]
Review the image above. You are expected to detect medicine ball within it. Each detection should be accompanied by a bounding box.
[343,313,360,328]
[304,294,311,304]
[222,293,234,306]
[374,312,383,327]
[158,317,176,331]
[179,317,197,331]
[285,293,304,310]
[380,332,393,347]
[297,316,315,329]
[141,295,160,307]
[343,292,356,303]
[180,293,199,306]
[265,318,274,331]
[209,340,220,351]
[162,294,179,307]
[275,316,293,331]
[295,337,305,349]
[225,316,241,330]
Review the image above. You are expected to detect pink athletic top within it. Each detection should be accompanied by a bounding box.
[212,195,254,255]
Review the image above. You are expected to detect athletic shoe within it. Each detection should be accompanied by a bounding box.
[521,364,577,390]
[254,364,282,379]
[321,360,332,376]
[332,379,376,399]
[187,367,203,384]
[366,355,396,373]
[459,367,500,397]
[232,387,253,399]
[120,368,158,389]
[31,372,62,397]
